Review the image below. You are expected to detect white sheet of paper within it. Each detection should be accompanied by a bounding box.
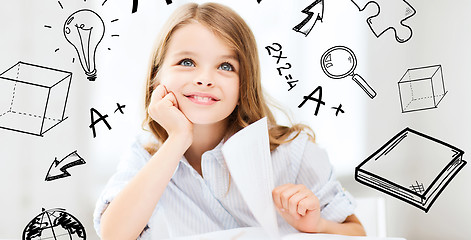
[221,117,280,239]
[165,227,407,240]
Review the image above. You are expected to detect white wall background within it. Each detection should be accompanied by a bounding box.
[0,0,470,239]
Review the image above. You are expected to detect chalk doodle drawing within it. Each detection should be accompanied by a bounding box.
[292,0,324,36]
[0,62,71,136]
[265,43,299,91]
[298,86,326,116]
[63,9,105,81]
[132,0,173,13]
[89,103,126,138]
[350,0,416,43]
[23,208,86,240]
[355,128,467,212]
[320,46,376,99]
[132,0,261,13]
[43,1,120,74]
[398,65,447,113]
[45,151,86,181]
[331,104,345,116]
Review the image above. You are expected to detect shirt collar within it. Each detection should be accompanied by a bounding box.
[172,139,226,178]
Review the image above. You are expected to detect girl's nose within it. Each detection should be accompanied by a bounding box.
[196,80,213,87]
[194,69,214,87]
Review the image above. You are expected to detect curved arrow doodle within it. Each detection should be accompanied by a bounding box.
[45,151,86,181]
[293,0,324,36]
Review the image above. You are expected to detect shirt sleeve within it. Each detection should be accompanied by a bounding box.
[93,139,154,238]
[295,137,356,223]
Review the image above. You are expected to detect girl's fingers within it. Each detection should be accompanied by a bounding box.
[272,184,294,210]
[162,90,178,108]
[288,191,310,218]
[298,195,319,216]
[279,184,304,211]
[151,84,168,102]
[273,184,320,219]
[168,91,179,109]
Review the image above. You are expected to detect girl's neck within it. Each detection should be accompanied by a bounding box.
[184,119,228,175]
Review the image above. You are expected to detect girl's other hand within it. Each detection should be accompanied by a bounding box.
[148,84,193,146]
[272,184,325,233]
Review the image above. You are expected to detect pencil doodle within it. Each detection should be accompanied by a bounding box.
[355,128,467,212]
[64,9,105,81]
[350,0,416,43]
[298,86,325,116]
[131,0,172,13]
[0,62,71,136]
[89,103,126,138]
[321,45,376,99]
[114,102,126,114]
[45,151,86,181]
[265,43,299,91]
[331,104,345,116]
[298,86,345,117]
[410,180,425,194]
[293,0,324,36]
[398,65,447,113]
[132,0,138,13]
[44,1,120,66]
[23,208,86,240]
[90,108,111,138]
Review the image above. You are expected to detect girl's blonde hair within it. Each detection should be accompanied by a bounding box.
[143,2,313,154]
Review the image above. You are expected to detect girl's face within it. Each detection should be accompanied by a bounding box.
[158,22,240,125]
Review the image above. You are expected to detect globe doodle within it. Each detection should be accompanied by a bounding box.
[22,208,86,240]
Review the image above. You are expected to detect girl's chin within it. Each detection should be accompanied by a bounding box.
[185,113,228,126]
[181,107,235,125]
[187,117,220,125]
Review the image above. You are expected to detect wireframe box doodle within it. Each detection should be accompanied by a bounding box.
[398,65,447,113]
[0,62,72,136]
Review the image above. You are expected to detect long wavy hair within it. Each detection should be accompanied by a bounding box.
[143,2,314,154]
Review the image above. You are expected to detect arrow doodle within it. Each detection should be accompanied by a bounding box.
[293,0,324,36]
[45,151,86,181]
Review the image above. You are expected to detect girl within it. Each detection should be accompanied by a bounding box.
[94,2,365,239]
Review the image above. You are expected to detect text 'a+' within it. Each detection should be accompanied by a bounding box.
[89,103,126,138]
[298,86,345,117]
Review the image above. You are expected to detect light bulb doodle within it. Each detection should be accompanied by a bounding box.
[63,9,105,81]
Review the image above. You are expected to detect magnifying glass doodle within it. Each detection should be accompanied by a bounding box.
[320,46,376,99]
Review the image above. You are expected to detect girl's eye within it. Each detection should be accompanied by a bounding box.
[219,62,234,72]
[179,59,195,67]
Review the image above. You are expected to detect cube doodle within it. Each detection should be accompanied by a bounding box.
[0,62,71,136]
[398,65,447,113]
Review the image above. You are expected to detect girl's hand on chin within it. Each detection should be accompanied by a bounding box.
[148,84,193,144]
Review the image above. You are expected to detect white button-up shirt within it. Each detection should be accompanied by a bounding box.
[93,132,356,239]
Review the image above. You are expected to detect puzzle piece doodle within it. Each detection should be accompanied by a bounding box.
[351,0,416,43]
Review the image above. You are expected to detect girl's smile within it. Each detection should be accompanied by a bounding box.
[184,92,221,105]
